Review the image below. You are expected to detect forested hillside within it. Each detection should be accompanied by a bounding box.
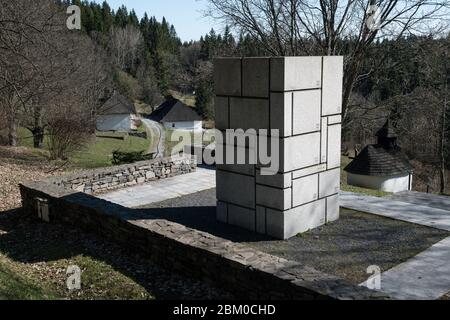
[1,0,448,192]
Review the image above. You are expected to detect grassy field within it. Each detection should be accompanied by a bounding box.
[18,127,153,169]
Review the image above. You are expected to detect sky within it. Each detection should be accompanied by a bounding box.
[94,0,221,42]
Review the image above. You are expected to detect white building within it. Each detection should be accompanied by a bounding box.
[96,93,138,132]
[150,97,202,132]
[344,121,414,193]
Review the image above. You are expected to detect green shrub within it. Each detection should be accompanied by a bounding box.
[111,150,153,165]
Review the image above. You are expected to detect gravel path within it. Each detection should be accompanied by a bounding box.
[142,188,449,286]
[142,119,165,158]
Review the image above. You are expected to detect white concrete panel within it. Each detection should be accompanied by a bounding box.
[214,58,241,96]
[293,90,321,135]
[228,204,255,231]
[229,98,269,130]
[326,194,340,222]
[256,206,266,234]
[292,164,327,179]
[347,173,411,193]
[216,170,255,208]
[284,199,326,239]
[242,58,269,97]
[321,117,328,163]
[292,174,319,207]
[270,92,292,137]
[256,185,292,211]
[217,201,228,223]
[327,124,342,169]
[319,168,340,198]
[328,115,342,125]
[256,170,292,188]
[214,96,229,130]
[282,132,321,171]
[270,57,322,91]
[322,56,343,116]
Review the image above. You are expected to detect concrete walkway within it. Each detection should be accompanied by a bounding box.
[342,191,450,299]
[374,237,450,300]
[142,119,165,158]
[388,191,450,212]
[340,191,450,231]
[97,167,215,208]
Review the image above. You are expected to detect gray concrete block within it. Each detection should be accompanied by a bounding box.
[216,170,256,208]
[256,206,266,234]
[266,209,285,239]
[217,201,228,223]
[292,90,321,135]
[214,96,229,130]
[256,170,292,188]
[321,117,328,163]
[327,124,342,169]
[256,184,292,211]
[292,174,319,207]
[319,168,340,198]
[229,98,270,130]
[216,141,257,168]
[281,132,321,171]
[214,58,242,96]
[216,163,255,176]
[270,57,322,91]
[292,164,327,179]
[326,194,339,223]
[228,204,256,231]
[322,56,343,116]
[270,92,292,137]
[284,199,326,238]
[243,58,269,97]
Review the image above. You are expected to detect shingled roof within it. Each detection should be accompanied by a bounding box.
[344,145,414,176]
[150,97,202,122]
[99,93,137,115]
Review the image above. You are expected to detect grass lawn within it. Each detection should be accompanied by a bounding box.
[164,128,214,157]
[18,127,153,169]
[71,133,152,169]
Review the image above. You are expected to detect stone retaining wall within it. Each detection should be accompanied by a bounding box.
[19,170,387,300]
[49,156,196,194]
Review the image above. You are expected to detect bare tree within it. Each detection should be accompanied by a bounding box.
[109,25,143,71]
[205,0,449,119]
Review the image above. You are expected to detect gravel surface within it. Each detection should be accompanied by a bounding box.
[143,188,450,285]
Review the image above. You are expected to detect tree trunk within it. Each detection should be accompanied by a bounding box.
[7,119,17,147]
[439,91,447,194]
[32,128,44,148]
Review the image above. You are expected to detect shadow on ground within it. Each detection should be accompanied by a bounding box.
[0,207,233,300]
[134,188,450,285]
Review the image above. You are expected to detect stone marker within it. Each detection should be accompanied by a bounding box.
[215,56,343,239]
